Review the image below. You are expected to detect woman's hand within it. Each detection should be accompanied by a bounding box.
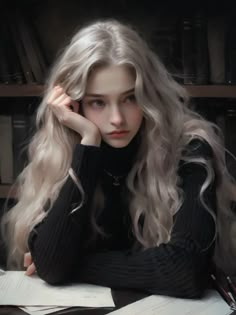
[47,86,101,146]
[24,252,36,276]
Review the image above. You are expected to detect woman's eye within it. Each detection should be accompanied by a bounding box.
[124,94,136,103]
[89,100,105,108]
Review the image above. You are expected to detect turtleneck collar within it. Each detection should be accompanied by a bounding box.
[100,131,141,176]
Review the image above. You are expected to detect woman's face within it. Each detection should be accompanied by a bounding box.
[82,64,143,148]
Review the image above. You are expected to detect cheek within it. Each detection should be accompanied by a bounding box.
[83,109,103,128]
[82,107,95,121]
[130,109,143,127]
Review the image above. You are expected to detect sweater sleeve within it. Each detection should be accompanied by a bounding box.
[28,144,102,284]
[75,140,216,298]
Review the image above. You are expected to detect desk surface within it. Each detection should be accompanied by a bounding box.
[1,289,236,315]
[0,289,148,315]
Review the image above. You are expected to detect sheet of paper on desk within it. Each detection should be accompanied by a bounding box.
[19,306,68,315]
[107,290,232,315]
[19,306,99,315]
[0,271,115,308]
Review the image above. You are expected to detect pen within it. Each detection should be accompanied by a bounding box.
[227,276,236,300]
[228,291,236,303]
[211,274,236,310]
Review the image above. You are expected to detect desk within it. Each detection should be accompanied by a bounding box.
[1,289,236,315]
[0,289,148,315]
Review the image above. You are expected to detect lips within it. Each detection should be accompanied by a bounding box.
[108,130,129,135]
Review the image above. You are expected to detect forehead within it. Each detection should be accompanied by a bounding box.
[86,64,136,95]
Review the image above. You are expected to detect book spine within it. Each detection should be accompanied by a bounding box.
[207,16,226,84]
[14,8,44,83]
[225,18,236,84]
[9,13,36,84]
[0,115,14,184]
[151,16,182,82]
[193,10,209,84]
[0,8,24,84]
[12,114,30,179]
[225,108,236,180]
[181,16,196,84]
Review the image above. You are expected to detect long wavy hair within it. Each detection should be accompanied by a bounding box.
[2,19,236,273]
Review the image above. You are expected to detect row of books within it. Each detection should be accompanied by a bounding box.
[194,99,236,180]
[1,105,236,185]
[182,13,236,85]
[0,114,35,184]
[0,6,48,85]
[0,7,236,86]
[146,11,236,85]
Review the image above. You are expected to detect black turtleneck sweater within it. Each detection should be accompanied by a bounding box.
[28,137,216,298]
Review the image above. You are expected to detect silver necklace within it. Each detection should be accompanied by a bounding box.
[103,169,126,186]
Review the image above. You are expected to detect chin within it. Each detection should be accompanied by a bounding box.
[104,139,132,148]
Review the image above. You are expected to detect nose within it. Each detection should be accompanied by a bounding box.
[109,104,125,126]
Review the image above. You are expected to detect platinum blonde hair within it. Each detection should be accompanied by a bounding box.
[2,19,236,273]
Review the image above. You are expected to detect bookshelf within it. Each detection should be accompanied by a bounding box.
[0,185,16,199]
[0,84,236,98]
[0,84,44,97]
[0,84,236,199]
[1,4,236,199]
[1,83,236,199]
[186,85,236,98]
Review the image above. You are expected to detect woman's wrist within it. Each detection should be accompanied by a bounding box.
[81,134,101,147]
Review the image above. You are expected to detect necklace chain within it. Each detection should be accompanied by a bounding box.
[103,169,126,186]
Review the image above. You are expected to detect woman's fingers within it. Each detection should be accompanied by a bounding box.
[47,86,80,117]
[70,100,79,113]
[23,252,36,276]
[46,85,100,143]
[24,252,32,268]
[47,85,64,104]
[25,263,36,276]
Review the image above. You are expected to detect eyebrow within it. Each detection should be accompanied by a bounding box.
[84,88,135,97]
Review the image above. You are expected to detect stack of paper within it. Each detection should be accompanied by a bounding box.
[19,306,69,315]
[107,290,232,315]
[0,271,115,314]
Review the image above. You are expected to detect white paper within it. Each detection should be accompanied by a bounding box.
[107,290,232,315]
[0,271,115,308]
[20,306,68,315]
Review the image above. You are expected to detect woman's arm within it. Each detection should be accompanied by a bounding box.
[74,141,216,298]
[28,144,102,284]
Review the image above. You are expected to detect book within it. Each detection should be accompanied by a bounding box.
[207,16,226,84]
[9,10,36,84]
[225,17,236,85]
[151,15,182,82]
[181,15,196,84]
[225,108,236,180]
[0,8,24,84]
[12,114,31,179]
[0,115,14,184]
[12,8,46,83]
[193,10,209,84]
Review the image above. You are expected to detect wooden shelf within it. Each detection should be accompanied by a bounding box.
[0,84,236,98]
[185,85,236,98]
[0,84,44,97]
[0,185,16,199]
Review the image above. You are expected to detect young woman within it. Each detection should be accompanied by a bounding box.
[2,19,236,299]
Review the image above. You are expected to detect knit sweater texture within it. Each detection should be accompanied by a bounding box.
[28,137,216,298]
